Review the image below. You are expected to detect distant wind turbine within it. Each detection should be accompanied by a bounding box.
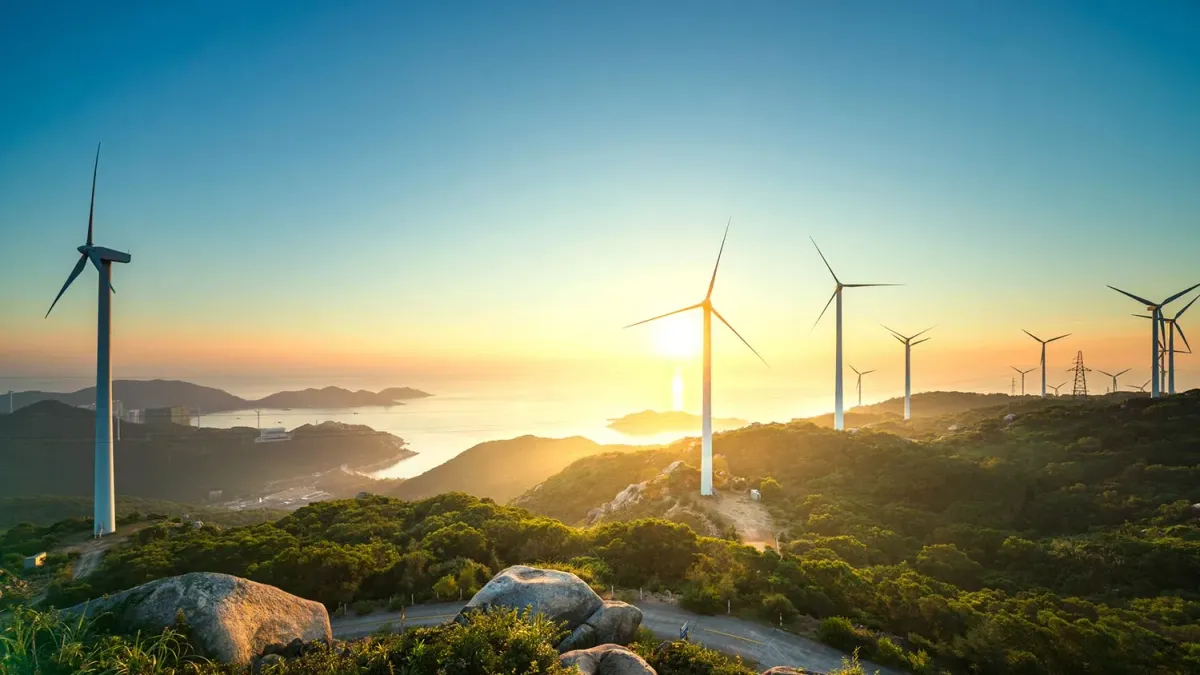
[1022,331,1070,398]
[1009,366,1036,396]
[848,365,875,408]
[1107,283,1200,398]
[811,239,899,431]
[882,326,932,420]
[1128,379,1151,393]
[1094,368,1131,394]
[1048,382,1067,396]
[626,220,767,496]
[43,143,132,537]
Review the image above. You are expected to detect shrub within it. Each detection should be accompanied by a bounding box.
[352,599,375,616]
[680,584,723,615]
[818,616,867,653]
[760,593,798,623]
[640,639,756,675]
[758,477,782,501]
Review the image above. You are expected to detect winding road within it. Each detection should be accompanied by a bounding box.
[331,600,900,675]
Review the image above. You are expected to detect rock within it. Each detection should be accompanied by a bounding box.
[460,566,641,652]
[760,667,823,675]
[559,623,599,652]
[585,601,642,646]
[561,644,657,675]
[459,565,604,634]
[64,572,330,667]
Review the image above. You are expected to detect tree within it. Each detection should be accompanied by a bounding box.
[758,477,782,501]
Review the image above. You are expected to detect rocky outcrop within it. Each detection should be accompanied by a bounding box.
[561,644,657,675]
[458,566,642,651]
[64,572,330,667]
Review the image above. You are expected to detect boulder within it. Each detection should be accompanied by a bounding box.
[761,667,823,675]
[64,572,330,667]
[561,644,657,675]
[459,566,642,652]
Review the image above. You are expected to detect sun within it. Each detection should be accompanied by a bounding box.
[650,313,700,359]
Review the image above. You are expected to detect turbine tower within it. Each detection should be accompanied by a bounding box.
[1107,283,1200,398]
[882,326,932,420]
[1094,368,1130,394]
[1021,330,1070,398]
[44,143,131,537]
[1132,294,1197,395]
[1010,366,1035,396]
[626,220,767,496]
[811,239,899,431]
[848,365,875,408]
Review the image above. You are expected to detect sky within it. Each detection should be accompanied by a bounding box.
[1,1,1199,409]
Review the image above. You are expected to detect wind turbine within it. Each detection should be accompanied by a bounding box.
[1107,283,1200,398]
[1009,366,1036,396]
[1021,331,1070,398]
[626,220,767,496]
[1048,382,1067,396]
[1094,368,1131,394]
[848,365,875,408]
[1128,379,1150,393]
[1132,294,1197,395]
[811,239,899,431]
[44,143,131,537]
[882,326,932,420]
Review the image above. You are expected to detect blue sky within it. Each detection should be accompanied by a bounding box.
[2,1,1199,398]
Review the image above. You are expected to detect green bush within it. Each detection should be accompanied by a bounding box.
[351,599,375,616]
[638,639,757,675]
[818,616,867,653]
[760,593,798,623]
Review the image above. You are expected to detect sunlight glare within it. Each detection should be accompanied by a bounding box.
[651,314,700,359]
[672,368,684,411]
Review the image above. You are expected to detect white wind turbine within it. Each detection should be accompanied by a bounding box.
[1107,283,1200,398]
[1021,330,1070,398]
[811,239,899,431]
[1128,379,1151,393]
[44,143,132,537]
[1010,366,1036,396]
[626,220,767,496]
[1094,368,1131,395]
[848,365,875,408]
[1132,293,1197,395]
[1048,382,1067,396]
[882,326,932,420]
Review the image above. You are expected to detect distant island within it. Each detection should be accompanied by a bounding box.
[3,379,433,414]
[607,410,749,436]
[0,401,416,503]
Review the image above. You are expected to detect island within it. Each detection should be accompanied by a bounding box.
[606,410,749,436]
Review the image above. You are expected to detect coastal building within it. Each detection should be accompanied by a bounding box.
[255,427,292,443]
[145,406,192,426]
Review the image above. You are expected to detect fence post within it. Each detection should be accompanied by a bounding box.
[727,599,731,615]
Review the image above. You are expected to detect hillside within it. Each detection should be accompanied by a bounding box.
[0,401,415,503]
[388,435,646,503]
[0,495,285,530]
[606,409,748,435]
[4,379,433,414]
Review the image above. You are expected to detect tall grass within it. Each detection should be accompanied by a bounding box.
[0,606,210,675]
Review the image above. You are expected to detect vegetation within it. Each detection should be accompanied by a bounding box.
[0,496,286,530]
[607,410,748,435]
[0,402,412,503]
[387,435,644,503]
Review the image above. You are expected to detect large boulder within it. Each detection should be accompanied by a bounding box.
[561,644,656,675]
[458,566,642,651]
[64,572,330,667]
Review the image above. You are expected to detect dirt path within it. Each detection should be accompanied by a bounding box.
[62,522,154,580]
[710,490,776,551]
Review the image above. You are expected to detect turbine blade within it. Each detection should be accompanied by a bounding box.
[912,337,931,346]
[812,288,837,330]
[712,307,769,367]
[1022,329,1043,343]
[87,142,100,246]
[1163,282,1200,307]
[45,254,88,318]
[842,283,902,288]
[1177,324,1192,352]
[706,217,731,300]
[911,325,935,340]
[892,334,906,345]
[849,365,861,375]
[862,370,875,375]
[809,237,839,285]
[1107,285,1156,308]
[624,303,701,329]
[1047,333,1070,342]
[1173,293,1200,320]
[1095,370,1113,378]
[1116,368,1130,377]
[1010,366,1021,374]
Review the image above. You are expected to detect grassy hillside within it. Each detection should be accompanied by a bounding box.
[388,435,646,503]
[0,495,286,530]
[0,401,414,502]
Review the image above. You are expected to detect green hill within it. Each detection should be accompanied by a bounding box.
[387,435,646,503]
